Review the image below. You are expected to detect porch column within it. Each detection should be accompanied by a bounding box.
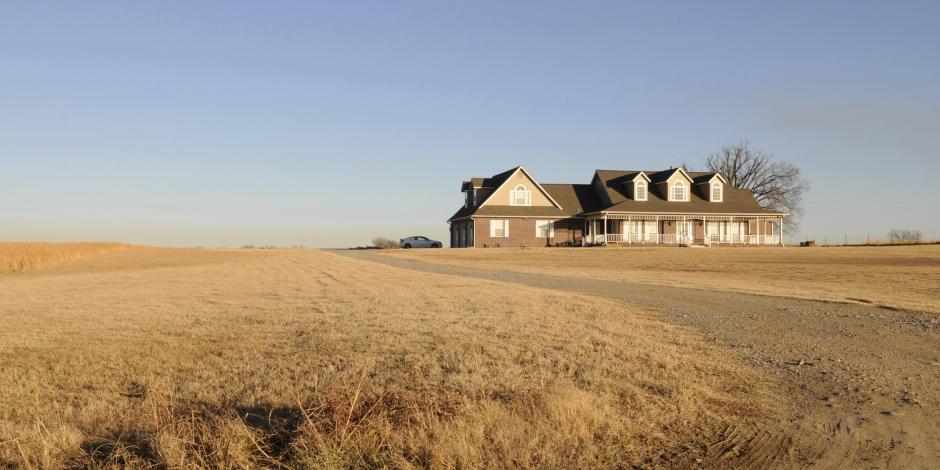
[759,217,764,245]
[589,219,594,245]
[656,215,661,244]
[627,215,632,244]
[704,217,709,246]
[582,219,586,246]
[603,214,608,246]
[682,216,686,245]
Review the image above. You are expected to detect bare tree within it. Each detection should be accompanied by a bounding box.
[888,229,922,243]
[703,142,809,234]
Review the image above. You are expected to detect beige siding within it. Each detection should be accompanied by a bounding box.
[482,170,555,207]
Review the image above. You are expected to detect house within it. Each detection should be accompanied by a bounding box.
[448,166,785,248]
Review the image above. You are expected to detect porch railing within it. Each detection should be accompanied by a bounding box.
[587,233,781,245]
[707,235,780,245]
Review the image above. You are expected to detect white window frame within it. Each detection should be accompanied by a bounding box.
[672,180,688,201]
[711,182,722,202]
[509,185,531,206]
[535,220,554,238]
[490,219,509,238]
[635,181,647,201]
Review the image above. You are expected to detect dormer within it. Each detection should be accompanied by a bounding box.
[461,178,491,208]
[461,181,473,208]
[652,167,693,202]
[694,173,728,202]
[625,172,651,201]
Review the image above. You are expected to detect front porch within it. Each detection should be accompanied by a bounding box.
[582,213,784,246]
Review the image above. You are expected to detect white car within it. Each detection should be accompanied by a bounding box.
[399,236,442,249]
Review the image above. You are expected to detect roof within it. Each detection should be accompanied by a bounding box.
[449,166,783,222]
[447,183,603,221]
[541,184,604,215]
[461,167,518,191]
[590,169,780,215]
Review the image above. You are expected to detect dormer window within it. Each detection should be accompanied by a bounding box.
[711,182,723,202]
[510,184,531,206]
[672,181,687,201]
[635,181,647,201]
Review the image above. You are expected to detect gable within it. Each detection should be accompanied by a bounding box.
[665,169,693,185]
[479,167,562,209]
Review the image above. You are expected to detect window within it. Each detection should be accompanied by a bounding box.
[635,181,647,201]
[672,181,687,201]
[711,182,722,202]
[490,219,509,237]
[509,185,531,206]
[535,220,554,238]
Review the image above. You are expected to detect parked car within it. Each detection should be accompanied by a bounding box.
[399,236,442,249]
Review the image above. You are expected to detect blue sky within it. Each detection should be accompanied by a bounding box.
[2,1,938,246]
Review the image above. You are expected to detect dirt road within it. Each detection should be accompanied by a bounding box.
[339,250,940,469]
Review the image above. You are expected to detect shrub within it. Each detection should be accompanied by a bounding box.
[371,237,399,249]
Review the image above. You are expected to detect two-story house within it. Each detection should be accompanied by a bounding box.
[448,166,785,248]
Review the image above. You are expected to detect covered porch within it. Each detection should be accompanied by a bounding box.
[581,213,784,246]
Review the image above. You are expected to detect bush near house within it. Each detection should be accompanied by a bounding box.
[371,237,399,249]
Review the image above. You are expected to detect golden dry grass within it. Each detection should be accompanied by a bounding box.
[0,248,781,468]
[0,242,129,273]
[384,245,940,314]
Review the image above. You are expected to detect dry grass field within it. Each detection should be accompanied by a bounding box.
[0,243,128,273]
[0,247,782,468]
[384,245,940,314]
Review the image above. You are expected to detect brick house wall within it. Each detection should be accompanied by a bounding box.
[473,217,584,248]
[450,220,476,248]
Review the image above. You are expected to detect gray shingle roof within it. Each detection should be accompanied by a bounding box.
[449,167,782,222]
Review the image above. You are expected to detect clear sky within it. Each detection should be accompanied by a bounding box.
[2,1,938,247]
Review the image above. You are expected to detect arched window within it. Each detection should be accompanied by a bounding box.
[635,181,647,201]
[510,184,531,206]
[672,181,687,201]
[711,182,722,202]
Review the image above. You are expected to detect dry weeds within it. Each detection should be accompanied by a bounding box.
[0,248,782,468]
[0,243,128,273]
[384,245,940,314]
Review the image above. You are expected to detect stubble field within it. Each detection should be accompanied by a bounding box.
[0,247,780,468]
